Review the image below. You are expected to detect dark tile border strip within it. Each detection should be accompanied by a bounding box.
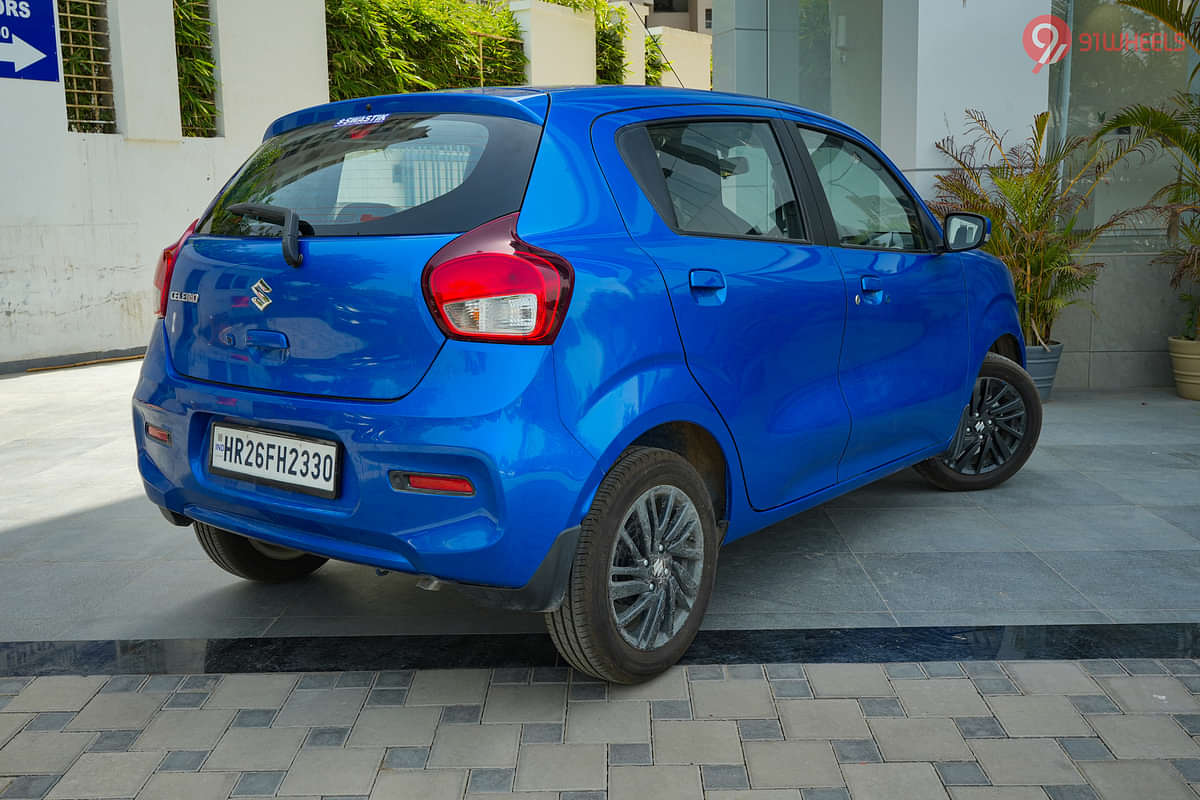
[0,346,144,377]
[3,624,1200,676]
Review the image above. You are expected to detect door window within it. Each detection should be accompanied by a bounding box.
[798,128,927,251]
[641,120,805,241]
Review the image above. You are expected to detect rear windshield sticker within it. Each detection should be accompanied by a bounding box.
[334,114,390,127]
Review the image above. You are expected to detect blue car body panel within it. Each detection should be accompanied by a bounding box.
[134,86,1025,600]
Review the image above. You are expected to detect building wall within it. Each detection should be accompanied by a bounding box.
[650,25,712,89]
[510,0,596,85]
[0,0,329,369]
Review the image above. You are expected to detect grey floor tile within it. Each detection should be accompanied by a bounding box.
[1069,695,1121,715]
[375,670,415,688]
[711,552,889,614]
[1057,738,1114,761]
[180,675,220,692]
[687,665,723,681]
[305,726,349,746]
[230,770,285,797]
[441,704,482,724]
[1079,659,1126,676]
[974,678,1019,695]
[231,709,275,728]
[771,679,813,699]
[802,790,850,800]
[158,750,207,771]
[1043,787,1099,800]
[1171,758,1200,781]
[832,739,882,763]
[141,676,183,694]
[531,667,568,683]
[1148,505,1200,535]
[935,761,989,785]
[335,671,376,689]
[954,717,1007,738]
[1163,659,1200,675]
[99,676,145,694]
[998,505,1200,551]
[569,684,606,702]
[0,678,32,695]
[87,730,139,753]
[737,719,784,740]
[859,697,904,717]
[297,674,339,690]
[701,764,750,790]
[830,507,1024,553]
[650,699,692,720]
[163,692,207,709]
[467,768,513,792]
[1120,658,1168,675]
[1176,713,1200,734]
[884,663,925,679]
[1038,551,1200,611]
[491,667,529,684]
[382,746,428,769]
[520,723,562,744]
[366,688,407,706]
[23,713,74,732]
[0,776,60,799]
[609,742,652,765]
[962,662,1006,678]
[765,664,807,680]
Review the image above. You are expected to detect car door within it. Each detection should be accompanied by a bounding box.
[600,108,851,510]
[791,124,969,480]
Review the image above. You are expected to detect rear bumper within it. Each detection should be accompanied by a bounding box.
[133,323,595,607]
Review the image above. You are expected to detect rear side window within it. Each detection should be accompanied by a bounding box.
[199,113,541,237]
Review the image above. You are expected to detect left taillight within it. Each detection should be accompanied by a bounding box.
[154,220,198,318]
[421,213,573,345]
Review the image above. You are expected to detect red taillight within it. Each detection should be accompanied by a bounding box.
[145,423,171,445]
[421,213,573,345]
[402,473,475,495]
[154,220,198,318]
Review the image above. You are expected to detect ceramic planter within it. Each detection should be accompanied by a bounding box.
[1168,336,1200,401]
[1025,341,1064,402]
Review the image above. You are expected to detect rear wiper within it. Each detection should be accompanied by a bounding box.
[228,202,312,268]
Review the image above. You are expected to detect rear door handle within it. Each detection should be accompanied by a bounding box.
[860,276,883,293]
[245,330,289,350]
[690,269,726,290]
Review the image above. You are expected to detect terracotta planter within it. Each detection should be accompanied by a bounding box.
[1169,336,1200,401]
[1025,341,1063,402]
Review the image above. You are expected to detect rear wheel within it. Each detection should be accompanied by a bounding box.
[914,353,1042,491]
[194,522,327,582]
[546,447,718,684]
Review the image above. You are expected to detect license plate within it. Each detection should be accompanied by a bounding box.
[209,423,341,498]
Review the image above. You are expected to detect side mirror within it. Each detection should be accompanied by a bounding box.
[943,212,990,252]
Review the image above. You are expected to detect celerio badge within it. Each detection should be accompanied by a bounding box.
[251,279,273,311]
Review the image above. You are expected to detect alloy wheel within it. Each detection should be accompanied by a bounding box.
[942,376,1028,475]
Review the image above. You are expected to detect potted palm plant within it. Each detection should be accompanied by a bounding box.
[1093,0,1200,401]
[932,110,1140,400]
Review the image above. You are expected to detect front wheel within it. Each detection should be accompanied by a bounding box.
[914,352,1043,491]
[546,447,718,684]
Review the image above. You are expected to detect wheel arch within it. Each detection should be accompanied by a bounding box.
[988,333,1023,366]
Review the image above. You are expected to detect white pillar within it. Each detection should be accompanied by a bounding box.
[614,1,649,85]
[109,0,182,140]
[509,0,596,86]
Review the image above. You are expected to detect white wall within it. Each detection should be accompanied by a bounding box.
[650,25,712,89]
[615,1,649,85]
[510,0,596,85]
[0,0,328,367]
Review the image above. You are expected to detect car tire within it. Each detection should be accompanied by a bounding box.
[194,522,328,582]
[914,352,1043,491]
[546,446,719,684]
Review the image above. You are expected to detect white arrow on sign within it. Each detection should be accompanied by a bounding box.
[0,33,47,73]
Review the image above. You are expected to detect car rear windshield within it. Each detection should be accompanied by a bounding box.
[198,112,542,237]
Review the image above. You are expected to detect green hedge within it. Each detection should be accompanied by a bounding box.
[326,0,526,99]
[645,32,667,86]
[174,0,217,137]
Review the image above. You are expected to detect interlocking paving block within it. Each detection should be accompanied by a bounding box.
[778,699,870,740]
[336,671,376,689]
[482,684,566,723]
[207,674,297,709]
[296,674,339,690]
[565,700,650,744]
[441,705,483,724]
[0,776,60,800]
[870,718,973,762]
[701,764,750,790]
[859,697,904,717]
[653,721,743,765]
[1056,738,1113,761]
[609,743,652,765]
[608,765,701,800]
[428,723,520,768]
[1088,714,1200,759]
[832,739,882,764]
[273,688,367,727]
[986,695,1092,738]
[802,790,850,800]
[954,717,1008,740]
[1170,757,1200,781]
[277,747,384,796]
[86,730,139,753]
[884,663,925,680]
[24,714,75,733]
[0,678,32,695]
[365,688,408,706]
[65,692,162,731]
[1163,659,1200,676]
[692,678,775,719]
[771,680,813,699]
[205,726,305,771]
[304,725,350,747]
[99,676,145,694]
[164,692,208,710]
[158,750,208,771]
[4,677,106,713]
[490,667,529,684]
[513,743,606,791]
[895,679,989,718]
[649,699,691,720]
[743,740,843,789]
[974,678,1020,696]
[687,666,725,681]
[737,718,784,741]
[766,664,807,680]
[231,770,286,797]
[0,697,8,712]
[137,771,238,800]
[406,670,490,705]
[569,684,606,702]
[0,731,92,774]
[968,739,1085,786]
[520,723,563,744]
[132,709,235,751]
[531,667,569,684]
[935,762,989,786]
[1082,760,1197,800]
[842,762,950,800]
[1098,676,1200,713]
[728,665,766,680]
[348,706,441,748]
[382,745,429,769]
[924,662,966,678]
[1041,787,1099,800]
[1119,658,1167,675]
[560,792,606,800]
[45,751,160,799]
[805,664,893,698]
[231,709,276,728]
[1068,695,1121,715]
[1180,675,1200,693]
[375,670,415,689]
[1176,713,1200,734]
[467,767,514,793]
[180,675,221,692]
[1004,663,1099,695]
[962,662,1007,679]
[371,769,467,800]
[141,676,183,694]
[1079,659,1126,677]
[609,667,687,702]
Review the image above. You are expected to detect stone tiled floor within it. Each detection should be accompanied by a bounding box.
[0,361,1198,640]
[5,659,1200,798]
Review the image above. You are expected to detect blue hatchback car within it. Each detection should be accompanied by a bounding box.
[134,86,1041,682]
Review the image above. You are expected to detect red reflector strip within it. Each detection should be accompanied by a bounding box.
[405,473,475,495]
[145,423,171,444]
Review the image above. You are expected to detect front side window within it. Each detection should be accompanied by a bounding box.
[642,119,805,241]
[799,128,927,251]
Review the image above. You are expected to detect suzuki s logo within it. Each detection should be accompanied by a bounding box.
[251,279,272,311]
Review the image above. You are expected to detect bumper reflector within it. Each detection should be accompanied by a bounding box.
[145,423,171,445]
[391,471,475,496]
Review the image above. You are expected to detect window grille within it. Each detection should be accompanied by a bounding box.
[58,0,117,134]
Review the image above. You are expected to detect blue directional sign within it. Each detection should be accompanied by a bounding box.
[0,0,59,83]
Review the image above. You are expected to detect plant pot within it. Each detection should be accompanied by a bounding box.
[1025,341,1063,402]
[1168,336,1200,401]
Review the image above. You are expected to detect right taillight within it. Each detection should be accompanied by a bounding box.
[154,220,198,318]
[421,213,573,345]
